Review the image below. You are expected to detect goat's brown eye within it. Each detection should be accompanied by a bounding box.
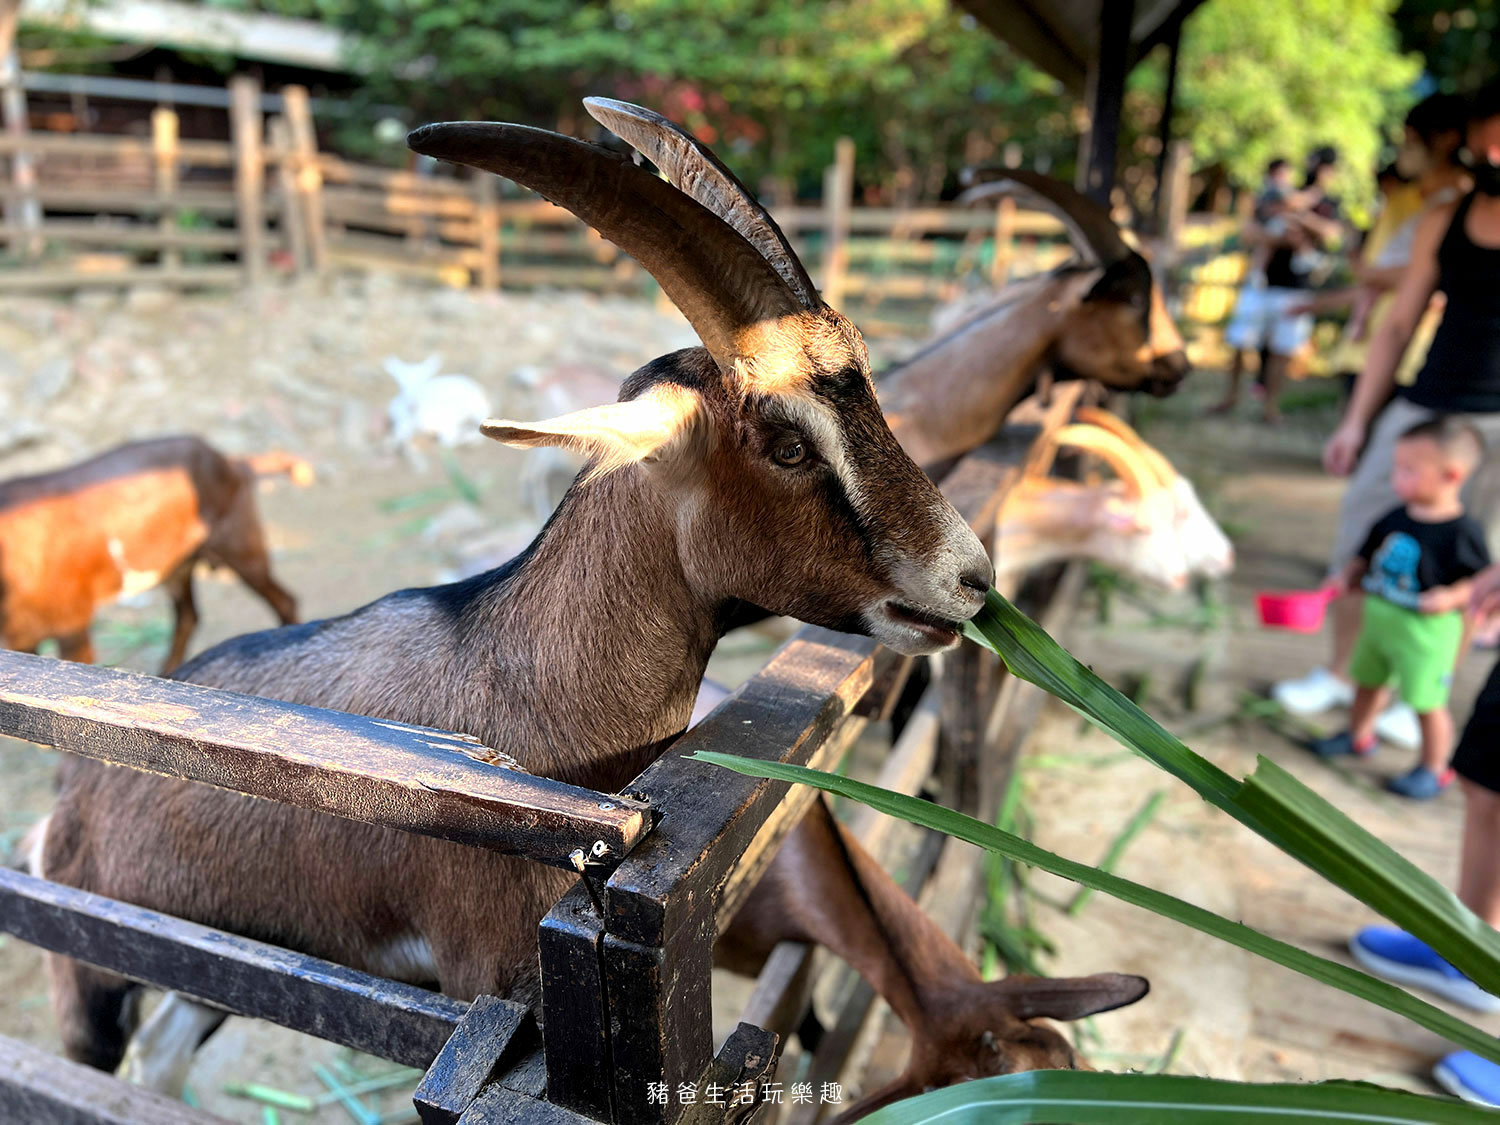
[773,440,807,466]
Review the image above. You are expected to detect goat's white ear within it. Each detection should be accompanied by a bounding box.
[480,383,704,478]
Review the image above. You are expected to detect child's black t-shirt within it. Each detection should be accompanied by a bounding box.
[1358,506,1491,609]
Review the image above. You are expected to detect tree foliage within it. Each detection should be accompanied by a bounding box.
[25,0,1438,208]
[1127,0,1422,212]
[1394,0,1499,93]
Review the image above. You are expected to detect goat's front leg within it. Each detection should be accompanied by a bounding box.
[717,798,1147,1118]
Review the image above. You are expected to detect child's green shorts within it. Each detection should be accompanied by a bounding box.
[1348,596,1465,713]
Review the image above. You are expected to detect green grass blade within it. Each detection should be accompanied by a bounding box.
[963,587,1500,995]
[688,752,1500,1064]
[858,1070,1497,1124]
[1067,790,1165,917]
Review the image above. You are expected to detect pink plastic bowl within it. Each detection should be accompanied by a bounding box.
[1256,587,1336,633]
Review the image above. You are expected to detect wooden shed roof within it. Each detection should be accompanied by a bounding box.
[952,0,1208,91]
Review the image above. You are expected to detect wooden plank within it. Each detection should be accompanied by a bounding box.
[677,1023,779,1125]
[713,714,868,938]
[0,130,235,164]
[0,265,241,290]
[604,627,886,945]
[821,137,853,308]
[327,230,482,269]
[323,185,477,220]
[474,173,500,290]
[282,85,326,271]
[269,116,309,271]
[414,995,537,1125]
[852,654,914,721]
[229,73,264,284]
[771,205,1064,237]
[0,868,467,1068]
[0,650,651,870]
[457,1084,599,1125]
[538,884,614,1121]
[735,687,941,1045]
[1,186,246,215]
[0,1033,229,1125]
[318,154,474,196]
[0,220,240,250]
[152,105,179,270]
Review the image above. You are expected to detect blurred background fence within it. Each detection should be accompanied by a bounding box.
[0,73,1249,337]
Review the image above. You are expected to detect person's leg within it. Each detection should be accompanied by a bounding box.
[1350,685,1386,746]
[1211,287,1264,413]
[1208,349,1248,414]
[1261,352,1289,424]
[1458,780,1500,926]
[1431,780,1500,1105]
[1420,708,1455,775]
[1329,594,1365,684]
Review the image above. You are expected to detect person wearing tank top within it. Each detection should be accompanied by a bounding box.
[1272,83,1500,1108]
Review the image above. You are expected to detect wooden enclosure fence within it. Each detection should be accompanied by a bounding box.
[0,403,1084,1125]
[1,71,1243,336]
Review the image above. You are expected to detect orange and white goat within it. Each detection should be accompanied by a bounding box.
[0,436,306,673]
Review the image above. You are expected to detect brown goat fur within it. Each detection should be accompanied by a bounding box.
[0,436,302,673]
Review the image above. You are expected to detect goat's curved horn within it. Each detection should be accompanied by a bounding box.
[583,97,821,308]
[1075,406,1178,490]
[959,167,1133,267]
[407,121,802,368]
[1051,423,1157,497]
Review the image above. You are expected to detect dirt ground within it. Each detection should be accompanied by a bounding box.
[0,282,1485,1118]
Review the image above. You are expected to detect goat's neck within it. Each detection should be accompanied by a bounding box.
[476,467,722,792]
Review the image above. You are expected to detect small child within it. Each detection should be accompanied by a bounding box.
[1311,416,1490,798]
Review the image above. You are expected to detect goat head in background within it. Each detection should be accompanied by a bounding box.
[994,405,1234,590]
[879,170,1190,469]
[0,436,303,673]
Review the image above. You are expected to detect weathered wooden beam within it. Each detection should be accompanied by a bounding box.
[597,627,886,1124]
[456,1084,601,1125]
[0,651,651,871]
[0,867,469,1068]
[604,628,887,946]
[538,884,614,1121]
[0,1033,228,1125]
[414,995,538,1125]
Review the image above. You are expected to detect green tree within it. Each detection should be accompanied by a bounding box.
[1394,1,1499,93]
[1137,0,1422,211]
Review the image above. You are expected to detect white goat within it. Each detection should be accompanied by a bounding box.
[384,354,491,450]
[994,406,1234,590]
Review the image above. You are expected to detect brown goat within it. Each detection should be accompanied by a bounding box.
[879,170,1190,470]
[34,102,1143,1111]
[0,436,305,673]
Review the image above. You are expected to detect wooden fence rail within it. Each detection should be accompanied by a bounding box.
[0,75,1241,334]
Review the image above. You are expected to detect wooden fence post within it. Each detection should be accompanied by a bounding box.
[1161,139,1191,269]
[229,75,265,285]
[268,116,308,273]
[152,106,180,271]
[281,85,326,273]
[821,136,854,308]
[474,173,499,290]
[989,195,1016,286]
[1,0,40,261]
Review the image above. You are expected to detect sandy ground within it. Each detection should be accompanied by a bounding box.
[0,281,1480,1118]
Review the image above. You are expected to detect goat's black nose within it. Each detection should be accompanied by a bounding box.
[959,562,994,597]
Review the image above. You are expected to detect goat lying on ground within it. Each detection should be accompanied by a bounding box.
[879,170,1190,471]
[33,100,1144,1111]
[994,405,1234,590]
[0,436,306,674]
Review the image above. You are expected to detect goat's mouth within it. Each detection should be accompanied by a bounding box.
[879,600,964,648]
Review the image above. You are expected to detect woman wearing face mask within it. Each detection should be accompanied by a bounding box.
[1306,94,1470,385]
[1274,84,1500,750]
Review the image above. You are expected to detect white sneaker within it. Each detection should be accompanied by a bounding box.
[1374,702,1422,751]
[1271,667,1354,715]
